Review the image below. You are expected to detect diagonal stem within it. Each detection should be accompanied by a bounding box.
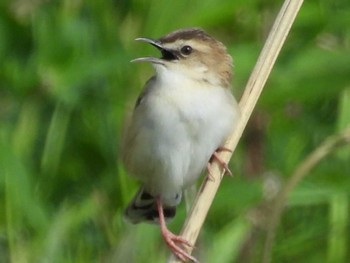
[168,0,304,262]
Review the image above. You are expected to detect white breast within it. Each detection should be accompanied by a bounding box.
[123,69,239,206]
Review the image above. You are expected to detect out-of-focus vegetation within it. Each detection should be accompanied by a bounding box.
[0,0,349,262]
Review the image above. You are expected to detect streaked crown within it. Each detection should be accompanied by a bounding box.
[133,28,233,88]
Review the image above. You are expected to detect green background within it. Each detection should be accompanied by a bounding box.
[1,0,349,262]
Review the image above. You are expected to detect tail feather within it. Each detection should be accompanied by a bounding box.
[124,187,176,224]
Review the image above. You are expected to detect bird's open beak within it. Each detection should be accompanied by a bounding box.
[131,37,178,64]
[135,38,163,50]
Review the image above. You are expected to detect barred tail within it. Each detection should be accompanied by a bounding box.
[124,187,177,224]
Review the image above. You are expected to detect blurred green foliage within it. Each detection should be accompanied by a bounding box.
[0,0,349,262]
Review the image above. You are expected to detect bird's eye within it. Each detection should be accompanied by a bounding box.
[180,45,192,56]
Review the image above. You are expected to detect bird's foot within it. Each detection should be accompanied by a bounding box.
[156,198,198,262]
[161,227,198,262]
[207,147,233,180]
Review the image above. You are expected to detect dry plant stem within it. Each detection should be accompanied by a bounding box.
[262,128,350,263]
[168,0,304,262]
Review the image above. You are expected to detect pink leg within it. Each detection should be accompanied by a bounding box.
[207,147,233,180]
[156,198,198,262]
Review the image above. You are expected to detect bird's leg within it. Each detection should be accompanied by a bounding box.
[207,147,233,180]
[156,198,198,263]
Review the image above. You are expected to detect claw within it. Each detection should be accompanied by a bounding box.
[216,146,232,153]
[206,147,233,180]
[207,162,215,181]
[212,152,232,176]
[156,198,199,263]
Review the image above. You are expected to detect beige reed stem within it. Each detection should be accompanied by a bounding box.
[169,0,304,262]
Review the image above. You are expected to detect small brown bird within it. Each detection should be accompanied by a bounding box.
[122,28,239,262]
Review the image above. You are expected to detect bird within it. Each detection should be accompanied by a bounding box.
[121,28,240,262]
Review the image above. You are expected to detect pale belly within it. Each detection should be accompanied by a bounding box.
[122,78,239,207]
